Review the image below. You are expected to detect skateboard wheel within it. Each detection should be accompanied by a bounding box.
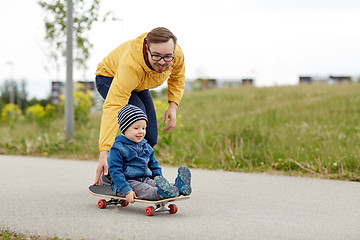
[119,199,129,207]
[168,204,178,214]
[98,199,107,209]
[145,206,155,216]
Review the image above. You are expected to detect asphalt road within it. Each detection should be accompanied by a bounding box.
[1,155,359,240]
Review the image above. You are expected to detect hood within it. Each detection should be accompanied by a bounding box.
[130,33,153,74]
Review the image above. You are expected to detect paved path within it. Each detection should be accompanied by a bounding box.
[0,155,359,240]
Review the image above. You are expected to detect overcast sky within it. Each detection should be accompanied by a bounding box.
[0,0,359,99]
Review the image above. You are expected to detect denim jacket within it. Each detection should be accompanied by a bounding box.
[107,135,162,195]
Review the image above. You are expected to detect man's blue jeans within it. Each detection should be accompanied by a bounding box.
[95,75,158,147]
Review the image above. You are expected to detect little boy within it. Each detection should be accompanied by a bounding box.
[107,104,191,203]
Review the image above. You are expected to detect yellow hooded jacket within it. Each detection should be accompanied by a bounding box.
[95,33,185,152]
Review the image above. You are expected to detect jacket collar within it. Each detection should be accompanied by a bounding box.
[131,33,153,74]
[117,134,147,146]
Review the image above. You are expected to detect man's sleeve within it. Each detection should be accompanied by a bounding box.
[167,45,185,105]
[98,65,140,152]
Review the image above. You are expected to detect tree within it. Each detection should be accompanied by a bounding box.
[0,80,14,105]
[38,0,113,77]
[0,79,29,112]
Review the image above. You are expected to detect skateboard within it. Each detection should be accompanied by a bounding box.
[89,185,190,216]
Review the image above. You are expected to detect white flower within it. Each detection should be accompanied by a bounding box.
[338,133,346,140]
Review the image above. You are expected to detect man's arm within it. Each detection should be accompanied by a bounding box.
[165,45,185,131]
[94,65,140,185]
[94,150,108,185]
[164,101,178,132]
[167,45,185,106]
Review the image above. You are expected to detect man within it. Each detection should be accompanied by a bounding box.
[94,27,185,185]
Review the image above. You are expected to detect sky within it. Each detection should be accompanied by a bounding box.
[0,0,359,99]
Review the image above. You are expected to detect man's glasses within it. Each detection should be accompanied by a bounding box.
[148,48,174,62]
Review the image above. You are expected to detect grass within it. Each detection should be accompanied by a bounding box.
[173,84,360,180]
[1,83,360,181]
[0,229,71,240]
[0,114,100,160]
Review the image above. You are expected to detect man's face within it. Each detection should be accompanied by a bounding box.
[147,39,175,73]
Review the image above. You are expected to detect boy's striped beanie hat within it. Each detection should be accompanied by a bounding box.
[117,104,148,133]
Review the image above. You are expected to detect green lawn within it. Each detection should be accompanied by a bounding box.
[1,83,359,181]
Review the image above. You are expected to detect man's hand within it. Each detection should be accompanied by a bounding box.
[164,102,178,132]
[93,151,109,185]
[125,190,138,204]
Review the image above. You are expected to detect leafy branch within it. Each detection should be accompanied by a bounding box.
[38,0,113,78]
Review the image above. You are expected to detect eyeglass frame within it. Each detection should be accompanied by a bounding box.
[147,47,174,62]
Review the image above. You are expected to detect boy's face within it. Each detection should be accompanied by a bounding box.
[124,120,147,143]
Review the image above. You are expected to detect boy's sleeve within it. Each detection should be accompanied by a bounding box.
[108,146,132,195]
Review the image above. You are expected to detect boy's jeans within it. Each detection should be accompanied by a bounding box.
[127,178,162,200]
[95,75,158,147]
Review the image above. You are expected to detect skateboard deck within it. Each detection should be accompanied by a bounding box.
[89,185,190,216]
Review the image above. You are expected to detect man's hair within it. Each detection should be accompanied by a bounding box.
[146,27,177,47]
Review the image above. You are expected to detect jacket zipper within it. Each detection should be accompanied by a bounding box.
[136,143,147,177]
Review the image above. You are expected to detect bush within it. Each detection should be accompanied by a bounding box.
[1,103,24,125]
[26,104,56,127]
[59,82,94,125]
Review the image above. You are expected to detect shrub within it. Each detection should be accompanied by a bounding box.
[59,82,94,125]
[1,103,24,125]
[26,103,56,126]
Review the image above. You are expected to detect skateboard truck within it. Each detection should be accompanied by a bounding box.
[98,198,128,208]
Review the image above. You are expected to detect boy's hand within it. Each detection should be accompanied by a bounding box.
[125,190,138,204]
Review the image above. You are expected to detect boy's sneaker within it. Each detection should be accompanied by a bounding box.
[154,176,179,199]
[174,166,192,195]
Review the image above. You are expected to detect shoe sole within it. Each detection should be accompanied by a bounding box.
[178,166,192,195]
